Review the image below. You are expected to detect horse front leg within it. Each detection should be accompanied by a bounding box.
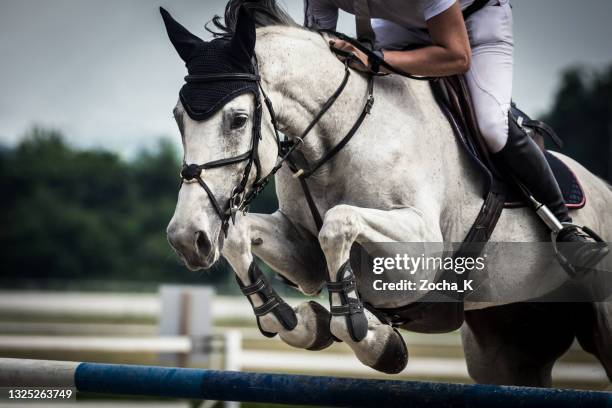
[222,210,334,351]
[318,204,443,374]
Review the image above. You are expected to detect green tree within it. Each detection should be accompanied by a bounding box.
[542,65,612,182]
[0,129,244,289]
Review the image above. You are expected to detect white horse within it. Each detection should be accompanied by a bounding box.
[163,3,612,385]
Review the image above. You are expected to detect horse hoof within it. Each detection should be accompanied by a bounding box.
[371,328,408,374]
[305,301,334,351]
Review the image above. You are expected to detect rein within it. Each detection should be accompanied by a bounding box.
[318,29,437,81]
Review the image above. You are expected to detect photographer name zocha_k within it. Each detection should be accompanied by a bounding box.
[373,278,474,293]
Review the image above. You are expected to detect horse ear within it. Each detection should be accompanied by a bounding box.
[160,7,205,63]
[230,7,256,63]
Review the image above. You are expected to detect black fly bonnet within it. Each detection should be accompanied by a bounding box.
[179,38,258,121]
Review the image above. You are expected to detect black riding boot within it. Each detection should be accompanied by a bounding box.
[493,113,608,273]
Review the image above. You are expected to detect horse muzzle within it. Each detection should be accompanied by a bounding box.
[166,223,222,270]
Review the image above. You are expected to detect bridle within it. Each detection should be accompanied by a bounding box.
[178,64,268,236]
[178,53,358,235]
[179,32,430,236]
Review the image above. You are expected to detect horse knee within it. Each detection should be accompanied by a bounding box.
[318,205,360,256]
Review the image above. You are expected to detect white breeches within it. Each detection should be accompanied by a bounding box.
[373,0,514,153]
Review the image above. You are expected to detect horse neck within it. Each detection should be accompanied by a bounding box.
[256,27,369,161]
[255,27,485,241]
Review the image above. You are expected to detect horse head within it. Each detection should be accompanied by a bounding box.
[162,7,278,269]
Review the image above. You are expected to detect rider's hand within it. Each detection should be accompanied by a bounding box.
[329,40,370,72]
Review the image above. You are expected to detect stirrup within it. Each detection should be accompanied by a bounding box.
[551,223,608,277]
[531,198,608,277]
[326,261,368,342]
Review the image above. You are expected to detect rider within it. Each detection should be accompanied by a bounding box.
[304,0,608,271]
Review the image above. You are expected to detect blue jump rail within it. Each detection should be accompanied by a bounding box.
[0,358,610,408]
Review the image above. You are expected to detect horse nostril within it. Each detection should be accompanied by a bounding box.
[195,231,212,256]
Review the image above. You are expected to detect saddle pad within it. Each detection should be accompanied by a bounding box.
[430,78,586,212]
[504,151,586,209]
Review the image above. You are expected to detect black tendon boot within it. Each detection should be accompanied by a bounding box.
[494,113,608,275]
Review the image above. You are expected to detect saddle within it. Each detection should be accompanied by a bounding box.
[432,76,586,228]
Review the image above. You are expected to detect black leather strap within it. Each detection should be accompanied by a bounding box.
[200,151,252,169]
[326,279,357,293]
[354,0,375,48]
[238,278,266,296]
[301,78,374,178]
[297,174,324,230]
[236,263,297,337]
[286,72,375,234]
[463,0,490,20]
[185,73,260,83]
[330,299,364,316]
[253,297,282,316]
[511,103,564,148]
[326,261,368,342]
[369,50,384,73]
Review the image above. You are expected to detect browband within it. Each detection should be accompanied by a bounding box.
[184,73,261,83]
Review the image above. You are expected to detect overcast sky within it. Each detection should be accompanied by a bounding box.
[1,0,611,156]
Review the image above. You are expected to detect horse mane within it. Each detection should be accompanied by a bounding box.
[206,0,299,38]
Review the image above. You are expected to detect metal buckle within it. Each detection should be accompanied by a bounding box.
[228,186,245,225]
[294,136,304,149]
[365,95,375,114]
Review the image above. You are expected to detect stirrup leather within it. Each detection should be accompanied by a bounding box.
[326,261,368,342]
[237,263,297,337]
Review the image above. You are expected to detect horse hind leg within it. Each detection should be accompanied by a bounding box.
[575,302,612,382]
[223,211,334,351]
[462,303,576,387]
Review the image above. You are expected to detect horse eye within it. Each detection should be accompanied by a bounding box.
[231,113,248,129]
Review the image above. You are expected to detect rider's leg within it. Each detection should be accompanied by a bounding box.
[496,123,609,271]
[464,2,608,270]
